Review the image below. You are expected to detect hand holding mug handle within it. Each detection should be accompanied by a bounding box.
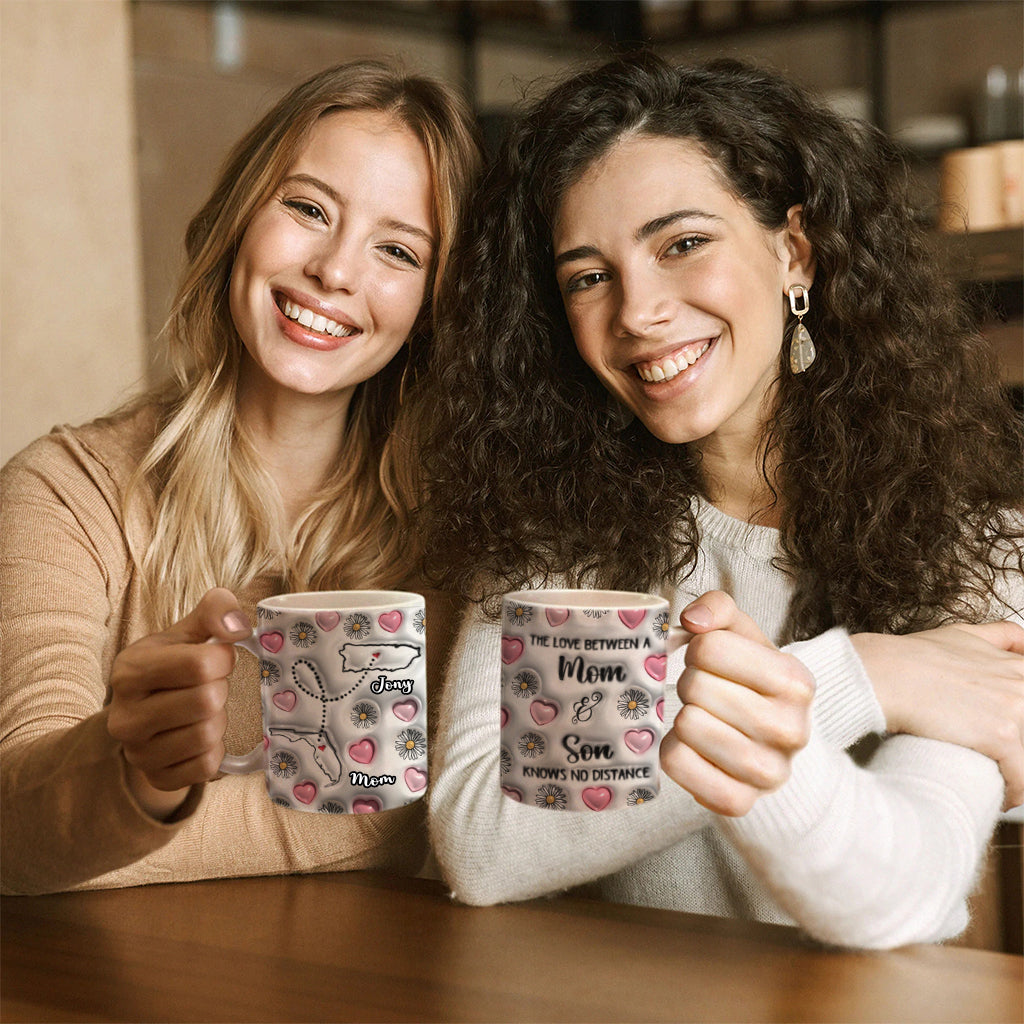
[107,588,251,819]
[660,591,815,817]
[217,632,267,774]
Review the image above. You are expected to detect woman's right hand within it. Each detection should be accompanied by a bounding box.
[851,622,1024,810]
[107,587,251,819]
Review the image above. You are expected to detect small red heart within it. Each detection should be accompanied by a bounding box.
[293,782,317,804]
[318,744,326,751]
[582,786,613,811]
[272,690,297,712]
[259,631,285,654]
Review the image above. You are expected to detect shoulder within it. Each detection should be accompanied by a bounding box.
[2,404,160,497]
[1,404,162,535]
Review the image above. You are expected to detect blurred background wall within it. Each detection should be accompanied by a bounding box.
[2,0,1021,463]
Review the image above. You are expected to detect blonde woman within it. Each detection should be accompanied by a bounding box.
[1,60,481,894]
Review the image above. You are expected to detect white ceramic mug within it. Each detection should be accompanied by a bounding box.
[221,590,428,813]
[499,589,684,812]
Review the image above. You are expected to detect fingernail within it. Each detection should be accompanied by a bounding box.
[222,611,250,635]
[682,603,713,629]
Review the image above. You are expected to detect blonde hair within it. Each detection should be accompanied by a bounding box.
[127,60,482,626]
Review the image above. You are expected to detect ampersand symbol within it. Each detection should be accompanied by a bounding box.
[572,692,603,724]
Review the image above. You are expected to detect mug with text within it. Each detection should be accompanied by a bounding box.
[221,591,428,813]
[499,589,682,812]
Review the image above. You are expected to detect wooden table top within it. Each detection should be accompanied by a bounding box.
[2,871,1021,1023]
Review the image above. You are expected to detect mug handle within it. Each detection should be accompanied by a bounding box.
[217,633,266,775]
[667,624,690,654]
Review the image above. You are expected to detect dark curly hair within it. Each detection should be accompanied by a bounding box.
[416,53,1023,640]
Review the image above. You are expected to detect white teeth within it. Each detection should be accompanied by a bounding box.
[636,342,710,382]
[281,298,357,338]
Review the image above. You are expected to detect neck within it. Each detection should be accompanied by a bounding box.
[236,374,354,525]
[693,423,781,528]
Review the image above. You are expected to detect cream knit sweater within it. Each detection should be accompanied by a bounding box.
[428,500,1020,949]
[1,407,460,895]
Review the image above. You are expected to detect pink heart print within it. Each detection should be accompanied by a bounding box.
[656,698,665,721]
[391,699,419,722]
[500,706,509,728]
[259,631,285,654]
[404,767,428,792]
[348,738,375,764]
[618,609,646,629]
[501,636,525,664]
[644,655,667,681]
[545,607,570,627]
[378,610,403,633]
[582,786,613,811]
[293,782,317,804]
[501,785,523,802]
[272,690,297,712]
[262,734,270,750]
[530,699,559,726]
[315,611,340,631]
[624,728,655,754]
[353,797,382,814]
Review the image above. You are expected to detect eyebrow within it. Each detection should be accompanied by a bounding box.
[282,173,435,249]
[554,208,721,268]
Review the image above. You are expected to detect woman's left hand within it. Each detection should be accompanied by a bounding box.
[660,591,815,816]
[852,622,1024,810]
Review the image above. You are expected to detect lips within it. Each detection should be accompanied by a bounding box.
[274,291,360,342]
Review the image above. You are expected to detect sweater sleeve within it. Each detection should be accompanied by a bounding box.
[428,602,712,906]
[0,428,429,894]
[718,565,1023,950]
[719,727,1002,949]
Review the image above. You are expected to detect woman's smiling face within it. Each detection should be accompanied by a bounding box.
[552,133,812,450]
[229,107,436,406]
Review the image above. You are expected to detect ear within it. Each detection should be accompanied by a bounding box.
[781,204,815,290]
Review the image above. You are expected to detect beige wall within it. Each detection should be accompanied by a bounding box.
[1,0,145,464]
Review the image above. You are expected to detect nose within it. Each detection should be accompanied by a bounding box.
[613,266,674,339]
[304,234,360,293]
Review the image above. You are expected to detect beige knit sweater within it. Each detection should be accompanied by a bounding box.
[1,406,461,895]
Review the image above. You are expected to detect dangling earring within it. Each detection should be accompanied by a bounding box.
[787,284,816,374]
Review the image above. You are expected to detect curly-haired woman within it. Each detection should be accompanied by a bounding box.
[418,53,1023,948]
[1,60,481,894]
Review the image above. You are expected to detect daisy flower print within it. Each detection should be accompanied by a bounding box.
[350,701,379,730]
[628,787,656,806]
[269,750,299,779]
[506,601,533,627]
[395,728,426,761]
[413,609,426,634]
[344,613,371,639]
[518,732,545,759]
[259,660,281,686]
[617,687,650,720]
[510,669,540,699]
[652,612,670,637]
[535,784,568,810]
[289,621,317,648]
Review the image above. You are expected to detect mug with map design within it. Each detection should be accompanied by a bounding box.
[499,589,684,812]
[220,591,427,813]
